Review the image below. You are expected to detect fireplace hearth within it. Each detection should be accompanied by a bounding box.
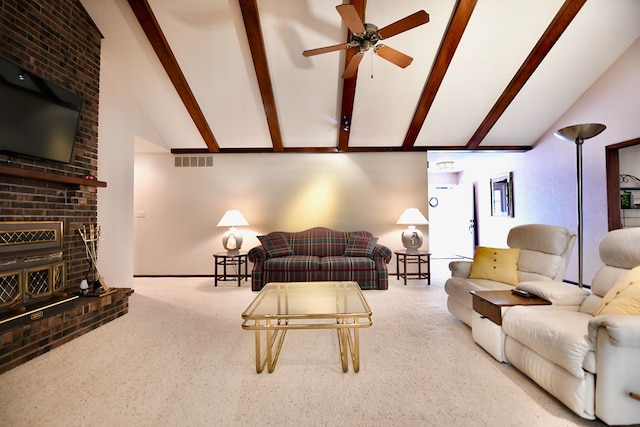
[0,287,132,374]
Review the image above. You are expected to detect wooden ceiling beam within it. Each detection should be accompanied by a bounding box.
[171,144,531,155]
[402,0,478,150]
[337,0,366,152]
[466,0,587,149]
[127,0,220,152]
[239,0,284,152]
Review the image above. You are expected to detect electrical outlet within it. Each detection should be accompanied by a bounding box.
[135,211,146,218]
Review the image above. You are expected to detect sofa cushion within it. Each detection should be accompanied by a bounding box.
[502,306,594,378]
[285,227,354,257]
[516,249,564,281]
[343,234,378,258]
[263,255,320,271]
[258,232,294,258]
[593,265,640,316]
[320,256,375,271]
[469,246,520,285]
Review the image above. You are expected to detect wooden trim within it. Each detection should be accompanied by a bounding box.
[606,146,621,230]
[606,137,640,230]
[239,0,284,152]
[171,145,531,155]
[127,0,219,152]
[466,0,586,149]
[403,0,477,150]
[0,165,107,188]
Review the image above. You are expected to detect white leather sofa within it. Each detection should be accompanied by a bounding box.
[444,224,576,326]
[502,227,640,425]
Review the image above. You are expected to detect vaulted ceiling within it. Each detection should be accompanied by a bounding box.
[80,0,640,156]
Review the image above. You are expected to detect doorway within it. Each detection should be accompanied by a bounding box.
[427,184,475,259]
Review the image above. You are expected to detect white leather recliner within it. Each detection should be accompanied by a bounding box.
[444,224,576,326]
[502,227,640,425]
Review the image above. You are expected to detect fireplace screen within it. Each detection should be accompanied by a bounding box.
[0,221,65,312]
[0,272,21,306]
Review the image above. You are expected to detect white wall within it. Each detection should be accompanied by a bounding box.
[458,38,640,284]
[96,51,168,287]
[133,152,428,275]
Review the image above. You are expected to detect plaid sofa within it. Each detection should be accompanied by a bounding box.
[248,227,392,291]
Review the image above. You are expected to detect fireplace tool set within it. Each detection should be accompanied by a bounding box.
[77,224,112,296]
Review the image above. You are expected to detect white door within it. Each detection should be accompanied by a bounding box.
[427,184,475,259]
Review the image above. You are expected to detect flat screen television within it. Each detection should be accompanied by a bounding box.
[0,56,83,164]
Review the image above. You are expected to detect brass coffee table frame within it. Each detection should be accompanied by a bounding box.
[241,281,372,373]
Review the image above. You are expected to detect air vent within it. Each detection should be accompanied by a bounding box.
[174,156,213,167]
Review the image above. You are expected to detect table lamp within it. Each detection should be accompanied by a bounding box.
[217,209,249,254]
[396,208,429,254]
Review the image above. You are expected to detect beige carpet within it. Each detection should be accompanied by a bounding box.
[0,260,604,426]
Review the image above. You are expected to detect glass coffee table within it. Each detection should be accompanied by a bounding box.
[241,281,372,373]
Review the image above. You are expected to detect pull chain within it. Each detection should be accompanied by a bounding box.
[370,51,374,79]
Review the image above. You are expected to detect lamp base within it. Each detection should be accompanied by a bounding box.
[401,226,423,254]
[222,228,243,255]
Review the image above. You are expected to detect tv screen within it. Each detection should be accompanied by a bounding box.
[0,56,83,164]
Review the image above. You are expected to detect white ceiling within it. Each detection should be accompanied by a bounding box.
[80,0,640,155]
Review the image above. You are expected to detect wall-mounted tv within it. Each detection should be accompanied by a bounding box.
[0,56,83,164]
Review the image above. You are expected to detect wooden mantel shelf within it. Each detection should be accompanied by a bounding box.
[0,164,107,188]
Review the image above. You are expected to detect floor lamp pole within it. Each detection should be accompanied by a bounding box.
[575,137,584,288]
[555,123,606,288]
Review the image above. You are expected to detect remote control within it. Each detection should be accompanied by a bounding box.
[511,288,532,297]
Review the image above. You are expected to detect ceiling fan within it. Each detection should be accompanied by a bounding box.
[302,5,430,79]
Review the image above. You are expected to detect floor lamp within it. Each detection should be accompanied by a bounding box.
[554,123,606,288]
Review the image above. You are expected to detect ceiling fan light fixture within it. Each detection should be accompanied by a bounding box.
[342,116,350,132]
[436,161,455,170]
[302,5,429,79]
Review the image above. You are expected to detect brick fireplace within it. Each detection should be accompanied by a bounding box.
[0,221,132,375]
[0,1,131,373]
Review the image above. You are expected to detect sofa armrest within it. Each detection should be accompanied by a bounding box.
[449,260,472,278]
[248,246,267,262]
[373,244,392,263]
[589,315,640,348]
[516,280,589,306]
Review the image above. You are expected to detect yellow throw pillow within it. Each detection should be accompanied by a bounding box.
[593,265,640,316]
[469,246,520,285]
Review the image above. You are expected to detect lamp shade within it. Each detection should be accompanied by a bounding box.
[217,209,249,227]
[396,208,429,225]
[554,123,606,142]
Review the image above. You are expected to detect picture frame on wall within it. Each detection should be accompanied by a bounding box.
[491,172,514,217]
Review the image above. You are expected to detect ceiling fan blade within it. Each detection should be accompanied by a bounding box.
[336,4,366,34]
[375,45,413,68]
[378,10,430,39]
[303,43,349,57]
[342,51,364,79]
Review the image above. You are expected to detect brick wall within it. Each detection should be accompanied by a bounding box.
[0,0,102,293]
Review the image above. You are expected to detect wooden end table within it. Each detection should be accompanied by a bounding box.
[213,252,249,286]
[394,249,431,286]
[470,290,550,362]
